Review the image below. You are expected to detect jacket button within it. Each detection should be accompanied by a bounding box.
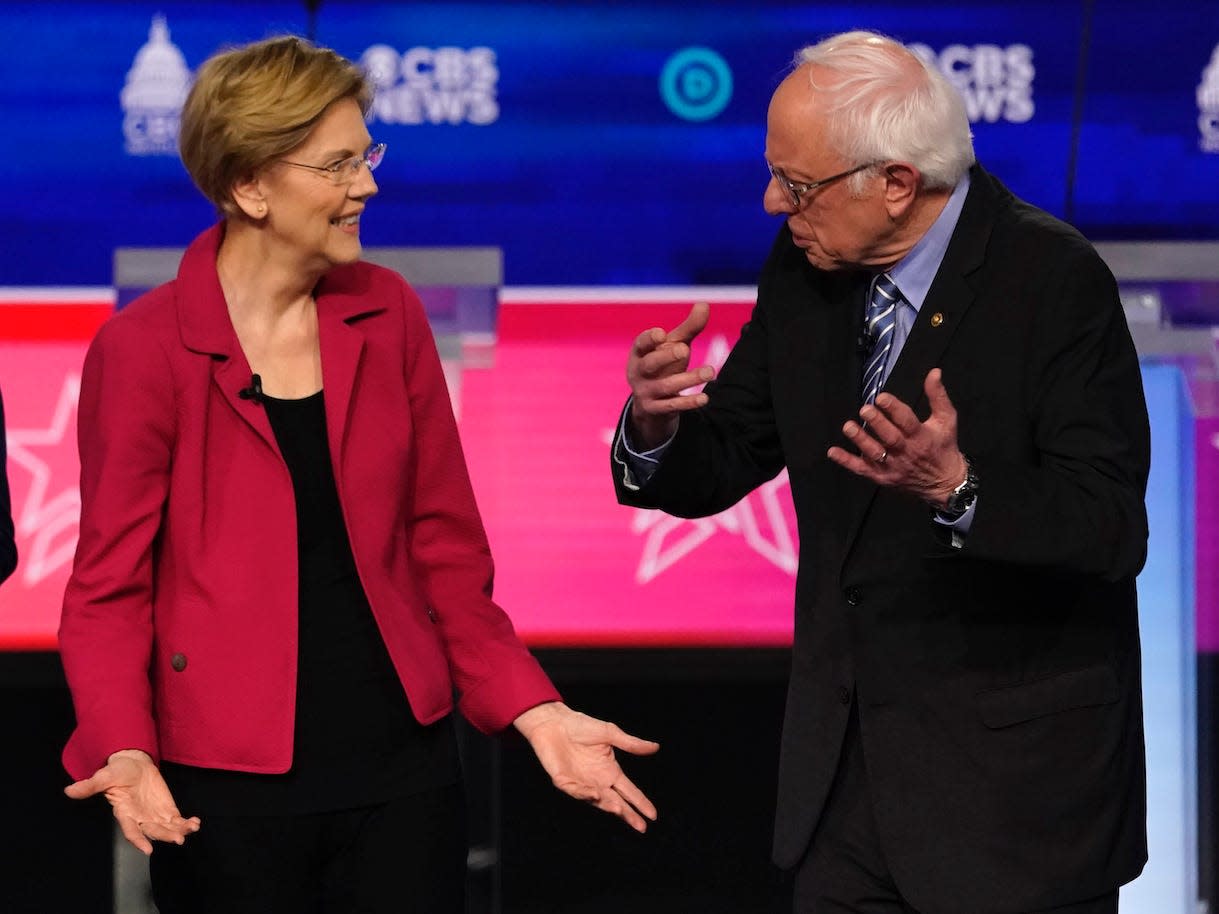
[426,607,438,624]
[844,587,861,606]
[170,653,188,672]
[838,686,851,705]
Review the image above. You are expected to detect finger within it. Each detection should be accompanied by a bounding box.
[631,327,668,359]
[666,302,710,344]
[139,816,197,846]
[827,445,880,481]
[64,770,112,800]
[597,788,649,833]
[604,726,661,757]
[923,368,957,419]
[635,391,709,416]
[633,343,711,382]
[640,366,713,402]
[871,391,922,438]
[635,340,701,382]
[841,420,888,464]
[116,817,154,856]
[612,775,658,822]
[857,404,902,451]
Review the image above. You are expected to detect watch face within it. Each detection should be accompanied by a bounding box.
[946,463,978,514]
[947,490,975,513]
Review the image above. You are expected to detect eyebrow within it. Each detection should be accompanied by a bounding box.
[317,141,372,160]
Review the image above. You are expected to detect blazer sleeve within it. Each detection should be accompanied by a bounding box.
[397,282,560,733]
[0,387,16,584]
[59,315,174,779]
[963,242,1151,582]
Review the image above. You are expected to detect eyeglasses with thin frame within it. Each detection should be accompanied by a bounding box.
[767,161,874,208]
[280,142,387,185]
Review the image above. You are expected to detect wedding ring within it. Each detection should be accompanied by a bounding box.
[877,449,888,464]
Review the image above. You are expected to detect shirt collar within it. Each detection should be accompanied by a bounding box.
[886,171,970,314]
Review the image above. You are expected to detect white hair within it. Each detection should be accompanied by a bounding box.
[794,30,975,192]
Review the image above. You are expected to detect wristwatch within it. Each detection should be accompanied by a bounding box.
[941,455,979,518]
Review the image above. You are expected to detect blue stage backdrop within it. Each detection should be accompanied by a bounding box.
[0,1,1212,287]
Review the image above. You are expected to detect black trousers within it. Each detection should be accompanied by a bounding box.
[149,782,466,914]
[793,708,1118,914]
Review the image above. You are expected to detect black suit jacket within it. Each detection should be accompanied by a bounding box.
[613,166,1149,913]
[0,386,16,585]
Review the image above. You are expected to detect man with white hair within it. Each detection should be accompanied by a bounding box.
[612,31,1148,914]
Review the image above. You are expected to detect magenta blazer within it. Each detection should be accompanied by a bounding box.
[60,224,559,781]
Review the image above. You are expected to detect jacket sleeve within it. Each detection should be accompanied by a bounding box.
[59,315,174,779]
[397,281,560,733]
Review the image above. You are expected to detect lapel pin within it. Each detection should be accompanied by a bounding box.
[930,312,944,327]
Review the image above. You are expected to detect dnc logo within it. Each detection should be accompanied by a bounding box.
[660,47,733,122]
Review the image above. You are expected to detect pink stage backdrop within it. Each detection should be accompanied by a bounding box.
[6,291,1212,652]
[0,297,111,649]
[0,293,799,650]
[461,299,797,646]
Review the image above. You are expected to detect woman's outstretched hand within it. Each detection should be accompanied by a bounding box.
[65,749,201,855]
[514,702,659,833]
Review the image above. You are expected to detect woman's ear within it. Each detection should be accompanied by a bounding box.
[230,173,268,221]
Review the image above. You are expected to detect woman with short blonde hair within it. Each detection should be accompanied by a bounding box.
[61,35,657,913]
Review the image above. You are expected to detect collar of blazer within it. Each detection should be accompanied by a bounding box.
[173,221,388,360]
[170,221,386,461]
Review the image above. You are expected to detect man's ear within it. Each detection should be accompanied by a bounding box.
[879,162,922,219]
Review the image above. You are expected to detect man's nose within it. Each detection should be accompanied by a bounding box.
[763,177,794,216]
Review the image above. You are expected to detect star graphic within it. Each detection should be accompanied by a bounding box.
[604,333,798,585]
[6,373,82,586]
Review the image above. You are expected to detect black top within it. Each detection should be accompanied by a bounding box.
[162,390,458,815]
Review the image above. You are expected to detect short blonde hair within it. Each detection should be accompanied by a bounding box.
[179,36,372,215]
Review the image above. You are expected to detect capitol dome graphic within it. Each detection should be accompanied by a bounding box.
[121,15,192,156]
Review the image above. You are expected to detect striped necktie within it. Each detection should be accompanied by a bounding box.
[861,273,900,405]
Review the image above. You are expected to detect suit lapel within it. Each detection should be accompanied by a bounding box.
[881,270,976,416]
[838,166,1000,566]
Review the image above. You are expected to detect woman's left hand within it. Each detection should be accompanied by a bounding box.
[513,702,659,833]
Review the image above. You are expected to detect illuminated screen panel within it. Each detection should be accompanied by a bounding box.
[0,296,113,650]
[2,288,1208,654]
[1073,0,1219,239]
[460,296,797,646]
[0,290,802,649]
[0,0,1084,286]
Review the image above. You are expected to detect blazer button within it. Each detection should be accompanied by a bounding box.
[837,686,851,705]
[844,587,862,606]
[426,607,438,624]
[170,653,188,672]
